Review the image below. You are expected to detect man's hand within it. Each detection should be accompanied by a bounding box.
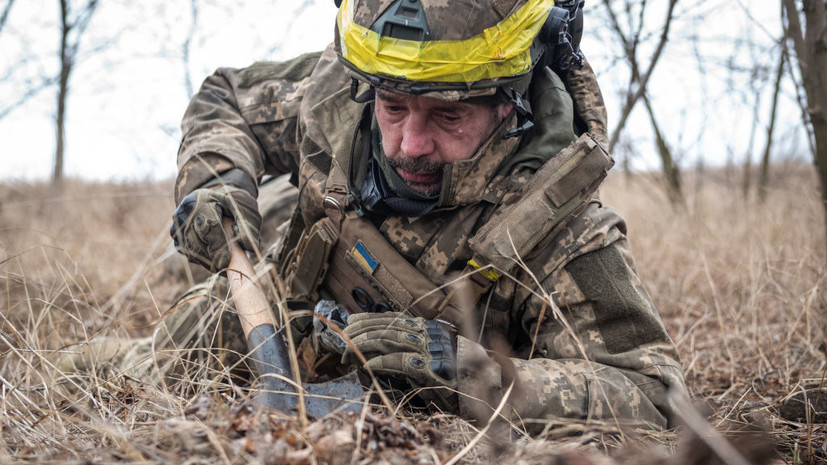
[170,184,261,273]
[342,312,457,410]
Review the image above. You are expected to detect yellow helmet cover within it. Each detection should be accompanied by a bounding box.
[337,0,553,89]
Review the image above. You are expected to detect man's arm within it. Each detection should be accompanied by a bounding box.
[175,52,323,203]
[456,204,687,435]
[170,53,323,271]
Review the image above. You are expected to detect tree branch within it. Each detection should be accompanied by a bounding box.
[607,0,680,152]
[0,0,15,35]
[182,0,199,98]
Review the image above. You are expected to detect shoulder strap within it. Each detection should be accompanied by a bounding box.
[467,132,613,285]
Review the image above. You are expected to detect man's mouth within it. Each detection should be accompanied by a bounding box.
[396,169,441,186]
[387,156,445,195]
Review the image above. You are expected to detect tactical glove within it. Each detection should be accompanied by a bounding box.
[341,312,457,410]
[170,174,261,273]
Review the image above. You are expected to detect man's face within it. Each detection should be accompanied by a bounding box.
[374,89,511,196]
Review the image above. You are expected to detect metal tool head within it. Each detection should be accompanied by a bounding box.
[259,371,365,419]
[249,324,366,418]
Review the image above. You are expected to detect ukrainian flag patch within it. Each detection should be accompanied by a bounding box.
[351,240,378,275]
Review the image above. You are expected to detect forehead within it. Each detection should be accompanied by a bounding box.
[375,89,489,112]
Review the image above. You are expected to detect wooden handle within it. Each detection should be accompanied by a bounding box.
[222,218,276,337]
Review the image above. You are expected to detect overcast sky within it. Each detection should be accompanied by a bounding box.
[0,0,808,182]
[1,0,338,181]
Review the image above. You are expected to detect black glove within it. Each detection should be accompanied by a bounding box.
[170,170,261,273]
[342,312,457,410]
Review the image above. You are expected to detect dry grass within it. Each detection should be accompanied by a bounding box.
[1,163,825,464]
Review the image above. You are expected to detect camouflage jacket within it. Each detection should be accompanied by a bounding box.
[176,44,687,434]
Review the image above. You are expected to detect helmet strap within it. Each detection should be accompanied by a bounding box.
[502,87,535,139]
[349,78,376,103]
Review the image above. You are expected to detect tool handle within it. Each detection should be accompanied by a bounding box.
[222,218,276,337]
[222,218,297,413]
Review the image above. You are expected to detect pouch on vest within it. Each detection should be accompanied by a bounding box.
[468,133,613,280]
[283,216,338,302]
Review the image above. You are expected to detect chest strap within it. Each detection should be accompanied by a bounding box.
[321,211,466,327]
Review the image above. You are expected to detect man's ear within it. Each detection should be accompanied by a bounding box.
[496,102,513,122]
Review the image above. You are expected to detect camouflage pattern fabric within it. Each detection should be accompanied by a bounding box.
[351,0,523,41]
[566,59,609,145]
[55,337,155,397]
[153,274,251,388]
[456,204,685,435]
[172,43,687,434]
[175,51,325,203]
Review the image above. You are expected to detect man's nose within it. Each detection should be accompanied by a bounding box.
[400,113,434,158]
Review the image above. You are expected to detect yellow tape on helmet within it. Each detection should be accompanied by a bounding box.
[338,0,554,84]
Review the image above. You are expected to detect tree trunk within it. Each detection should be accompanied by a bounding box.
[813,119,827,252]
[782,0,827,252]
[758,42,786,203]
[182,0,199,98]
[51,0,98,188]
[643,93,684,207]
[53,0,71,187]
[603,0,679,153]
[742,104,757,200]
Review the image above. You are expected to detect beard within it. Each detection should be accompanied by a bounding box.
[385,155,446,196]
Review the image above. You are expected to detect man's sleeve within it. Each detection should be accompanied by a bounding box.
[456,204,687,435]
[175,51,323,203]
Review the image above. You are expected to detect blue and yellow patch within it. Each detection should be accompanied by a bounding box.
[351,240,378,275]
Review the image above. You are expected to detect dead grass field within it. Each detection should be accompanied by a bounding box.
[1,162,825,464]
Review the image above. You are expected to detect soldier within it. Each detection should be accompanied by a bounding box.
[165,0,687,434]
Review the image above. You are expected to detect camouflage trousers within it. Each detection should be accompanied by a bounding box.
[154,274,249,387]
[55,266,273,399]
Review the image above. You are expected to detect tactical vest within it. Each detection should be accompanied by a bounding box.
[277,128,613,337]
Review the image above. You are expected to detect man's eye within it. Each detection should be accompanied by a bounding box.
[439,113,460,122]
[382,105,407,116]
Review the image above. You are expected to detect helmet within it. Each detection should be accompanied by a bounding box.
[334,0,585,103]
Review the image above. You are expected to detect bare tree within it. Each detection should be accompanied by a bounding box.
[739,22,771,200]
[0,1,61,121]
[0,75,58,121]
[758,39,786,203]
[741,79,760,199]
[601,0,683,206]
[54,0,99,186]
[781,0,827,249]
[601,0,679,152]
[182,0,199,98]
[642,92,683,206]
